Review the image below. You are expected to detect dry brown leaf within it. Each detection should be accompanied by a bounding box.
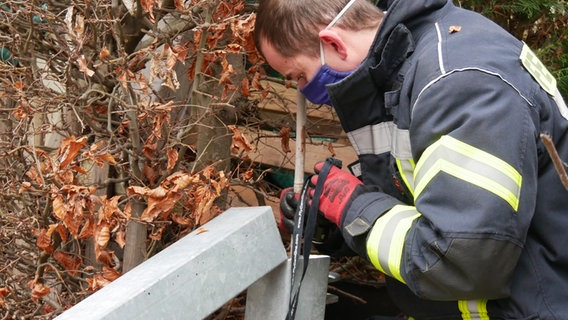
[73,165,87,174]
[83,141,117,167]
[19,181,32,193]
[96,250,116,268]
[30,282,50,303]
[196,227,208,235]
[77,216,95,239]
[280,127,292,153]
[143,163,158,186]
[167,149,178,173]
[228,125,255,152]
[327,141,336,157]
[55,224,69,243]
[73,14,85,38]
[143,137,158,160]
[36,229,54,253]
[87,266,115,292]
[251,71,263,90]
[172,214,193,227]
[114,228,126,248]
[226,43,242,54]
[99,47,110,59]
[219,55,235,85]
[0,287,9,308]
[449,25,462,33]
[98,195,124,223]
[164,44,178,70]
[137,73,149,94]
[53,251,82,277]
[58,136,87,169]
[174,0,184,11]
[57,169,75,185]
[140,0,159,22]
[200,206,222,226]
[116,68,135,90]
[149,225,166,241]
[207,24,228,49]
[127,185,167,198]
[102,266,121,282]
[77,55,94,77]
[240,77,251,97]
[241,169,254,181]
[171,44,189,63]
[25,167,40,183]
[96,225,110,248]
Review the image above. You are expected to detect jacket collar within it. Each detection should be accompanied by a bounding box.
[326,0,449,129]
[371,0,448,57]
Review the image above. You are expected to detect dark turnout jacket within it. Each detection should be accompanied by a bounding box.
[327,0,568,318]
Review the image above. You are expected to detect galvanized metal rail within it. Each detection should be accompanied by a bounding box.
[55,206,329,320]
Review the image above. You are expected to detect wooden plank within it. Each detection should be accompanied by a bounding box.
[253,81,346,138]
[237,127,358,175]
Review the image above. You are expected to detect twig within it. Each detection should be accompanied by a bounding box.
[327,285,368,305]
[540,133,568,191]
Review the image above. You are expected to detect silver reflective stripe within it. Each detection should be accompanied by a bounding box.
[367,205,420,283]
[347,122,394,155]
[520,42,557,96]
[347,123,416,193]
[435,22,446,74]
[347,122,413,156]
[414,136,522,211]
[458,299,490,320]
[393,128,415,193]
[555,88,568,120]
[392,127,412,159]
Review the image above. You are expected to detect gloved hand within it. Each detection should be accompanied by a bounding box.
[280,186,355,257]
[308,161,363,227]
[278,187,297,234]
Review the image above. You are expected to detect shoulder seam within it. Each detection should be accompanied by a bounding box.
[411,68,534,119]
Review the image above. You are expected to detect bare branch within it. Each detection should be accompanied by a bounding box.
[540,133,568,191]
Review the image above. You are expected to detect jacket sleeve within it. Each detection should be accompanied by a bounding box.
[341,70,539,301]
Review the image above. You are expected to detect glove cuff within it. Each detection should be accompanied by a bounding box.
[339,188,403,257]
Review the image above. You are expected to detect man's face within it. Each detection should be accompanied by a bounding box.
[260,38,321,89]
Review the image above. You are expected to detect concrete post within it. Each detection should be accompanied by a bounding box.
[245,255,330,320]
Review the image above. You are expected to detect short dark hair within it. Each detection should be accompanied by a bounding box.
[254,0,383,58]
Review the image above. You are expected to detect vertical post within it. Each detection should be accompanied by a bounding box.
[245,255,330,320]
[294,90,307,193]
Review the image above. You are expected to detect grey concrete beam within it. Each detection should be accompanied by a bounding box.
[56,206,287,320]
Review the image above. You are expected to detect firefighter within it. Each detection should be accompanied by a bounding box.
[254,0,568,318]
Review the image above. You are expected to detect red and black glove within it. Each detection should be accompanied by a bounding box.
[278,187,298,234]
[279,185,356,257]
[308,161,363,227]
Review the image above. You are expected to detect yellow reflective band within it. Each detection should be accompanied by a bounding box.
[396,158,416,197]
[520,42,557,96]
[458,299,489,320]
[414,136,522,211]
[366,205,421,283]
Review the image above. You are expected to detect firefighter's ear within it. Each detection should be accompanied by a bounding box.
[318,29,348,61]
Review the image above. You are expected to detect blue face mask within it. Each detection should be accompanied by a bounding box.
[300,65,353,105]
[300,0,358,106]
